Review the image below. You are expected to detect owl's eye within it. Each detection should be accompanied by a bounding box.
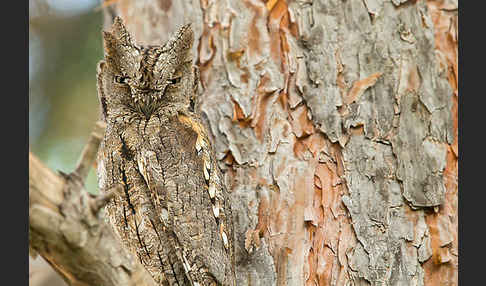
[167,76,182,85]
[114,75,129,84]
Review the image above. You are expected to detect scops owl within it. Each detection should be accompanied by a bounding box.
[96,17,236,286]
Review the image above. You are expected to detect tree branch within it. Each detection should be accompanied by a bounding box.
[29,121,157,286]
[73,121,105,180]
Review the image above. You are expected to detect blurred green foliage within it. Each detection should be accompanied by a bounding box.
[30,9,103,193]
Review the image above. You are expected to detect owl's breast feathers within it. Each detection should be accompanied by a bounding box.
[102,112,236,285]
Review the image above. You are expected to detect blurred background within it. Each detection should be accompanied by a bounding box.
[29,0,103,285]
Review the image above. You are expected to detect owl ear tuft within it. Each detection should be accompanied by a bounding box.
[111,16,133,46]
[163,23,194,61]
[154,24,194,76]
[102,18,138,70]
[102,17,132,55]
[102,31,116,53]
[102,31,124,62]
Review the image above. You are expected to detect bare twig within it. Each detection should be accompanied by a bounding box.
[90,184,123,213]
[73,121,106,181]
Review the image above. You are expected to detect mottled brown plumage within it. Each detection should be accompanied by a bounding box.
[96,17,236,286]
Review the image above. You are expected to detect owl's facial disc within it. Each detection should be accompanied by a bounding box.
[102,18,194,119]
[112,68,183,118]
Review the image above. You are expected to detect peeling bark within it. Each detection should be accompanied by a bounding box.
[104,0,457,284]
[31,0,457,285]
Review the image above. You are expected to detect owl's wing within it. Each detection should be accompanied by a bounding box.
[137,113,236,286]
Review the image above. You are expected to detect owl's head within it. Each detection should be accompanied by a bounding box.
[97,17,196,120]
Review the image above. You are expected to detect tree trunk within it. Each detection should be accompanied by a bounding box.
[101,0,458,285]
[102,0,457,285]
[30,0,458,285]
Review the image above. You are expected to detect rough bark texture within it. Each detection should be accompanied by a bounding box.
[29,122,158,286]
[102,0,458,285]
[31,0,457,285]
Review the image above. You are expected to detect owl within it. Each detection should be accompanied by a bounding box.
[96,17,236,286]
